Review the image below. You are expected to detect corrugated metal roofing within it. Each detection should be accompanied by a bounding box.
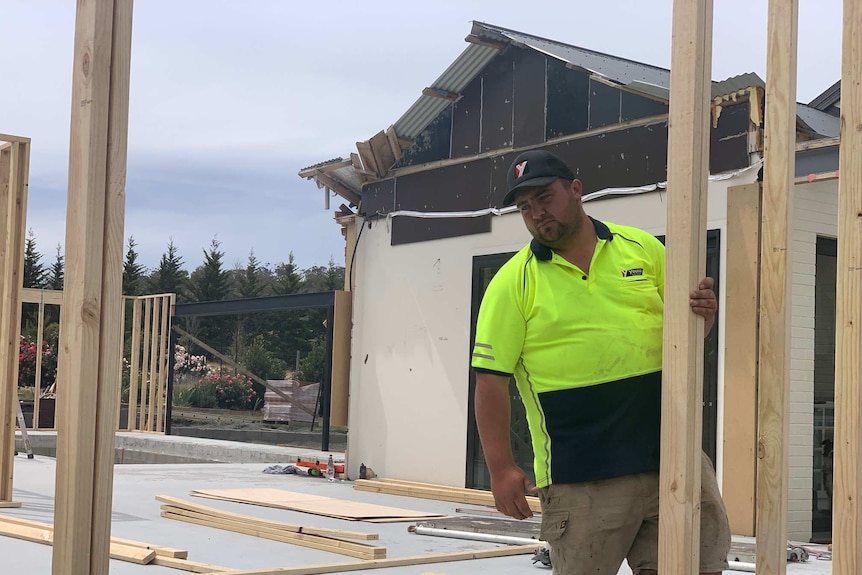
[711,72,764,98]
[475,22,671,88]
[393,43,499,139]
[808,80,841,110]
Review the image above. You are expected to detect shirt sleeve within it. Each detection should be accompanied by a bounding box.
[646,233,666,301]
[471,267,526,376]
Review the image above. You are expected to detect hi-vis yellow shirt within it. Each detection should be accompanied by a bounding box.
[471,218,666,488]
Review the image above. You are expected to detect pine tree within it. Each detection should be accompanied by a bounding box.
[23,229,47,289]
[237,250,267,298]
[273,252,302,295]
[47,244,64,291]
[189,238,231,302]
[149,239,188,300]
[122,236,146,296]
[189,238,233,353]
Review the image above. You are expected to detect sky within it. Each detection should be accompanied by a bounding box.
[0,1,845,274]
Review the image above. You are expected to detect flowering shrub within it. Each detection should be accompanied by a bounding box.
[18,336,55,388]
[188,372,258,410]
[174,344,207,374]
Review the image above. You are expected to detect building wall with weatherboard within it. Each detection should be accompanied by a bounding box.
[344,169,758,494]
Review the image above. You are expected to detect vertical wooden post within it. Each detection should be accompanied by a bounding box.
[127,298,141,431]
[139,297,152,430]
[756,2,797,574]
[833,1,862,572]
[723,183,762,536]
[0,144,12,502]
[0,140,29,508]
[155,295,170,432]
[115,298,127,430]
[34,293,46,429]
[659,0,713,573]
[52,1,133,573]
[146,299,160,431]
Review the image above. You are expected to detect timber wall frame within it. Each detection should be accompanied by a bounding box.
[662,1,861,574]
[16,289,174,433]
[0,134,30,508]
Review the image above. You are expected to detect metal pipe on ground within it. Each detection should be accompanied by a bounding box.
[408,525,542,546]
[409,525,758,573]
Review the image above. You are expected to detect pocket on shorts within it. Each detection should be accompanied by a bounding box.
[540,510,570,543]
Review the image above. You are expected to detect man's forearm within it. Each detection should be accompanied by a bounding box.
[474,372,515,473]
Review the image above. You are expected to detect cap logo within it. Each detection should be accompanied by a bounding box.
[514,161,528,179]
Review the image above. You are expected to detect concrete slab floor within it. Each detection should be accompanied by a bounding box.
[1,456,832,574]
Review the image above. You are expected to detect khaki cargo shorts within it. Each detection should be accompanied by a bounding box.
[538,452,731,575]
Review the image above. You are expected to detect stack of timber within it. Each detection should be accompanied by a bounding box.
[0,513,187,566]
[353,479,542,514]
[158,496,386,560]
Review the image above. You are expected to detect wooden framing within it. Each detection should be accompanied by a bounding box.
[124,294,173,432]
[658,1,713,573]
[0,135,30,508]
[353,478,542,513]
[756,2,798,574]
[219,544,542,575]
[330,290,351,427]
[722,183,762,536]
[51,1,133,574]
[833,1,862,572]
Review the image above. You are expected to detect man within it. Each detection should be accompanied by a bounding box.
[471,150,731,575]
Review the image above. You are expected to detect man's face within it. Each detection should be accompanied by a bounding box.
[514,178,583,247]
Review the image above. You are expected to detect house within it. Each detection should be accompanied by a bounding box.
[300,21,842,543]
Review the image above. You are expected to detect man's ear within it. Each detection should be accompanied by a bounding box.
[571,179,583,200]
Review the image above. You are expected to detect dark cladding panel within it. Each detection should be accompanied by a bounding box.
[546,60,589,139]
[490,152,516,207]
[796,146,839,177]
[359,178,395,217]
[481,53,515,152]
[549,122,668,196]
[512,48,547,148]
[588,79,622,130]
[395,107,453,168]
[621,91,668,122]
[451,77,482,158]
[392,160,492,245]
[710,101,751,174]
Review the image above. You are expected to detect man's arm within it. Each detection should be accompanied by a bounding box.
[475,371,534,520]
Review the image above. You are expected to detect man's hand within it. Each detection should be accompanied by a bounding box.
[490,464,536,520]
[690,276,717,336]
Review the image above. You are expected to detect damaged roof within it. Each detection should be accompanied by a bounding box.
[302,21,841,199]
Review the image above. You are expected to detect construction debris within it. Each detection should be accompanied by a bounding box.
[158,495,385,560]
[189,487,446,522]
[354,478,542,513]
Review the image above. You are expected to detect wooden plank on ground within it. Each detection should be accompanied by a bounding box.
[153,556,236,573]
[0,513,188,559]
[161,508,385,560]
[722,183,761,537]
[756,2,798,575]
[353,479,541,513]
[52,1,134,574]
[659,0,713,573]
[0,517,156,564]
[212,543,543,575]
[190,488,446,522]
[156,495,378,540]
[833,1,862,573]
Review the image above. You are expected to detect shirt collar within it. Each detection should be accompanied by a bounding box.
[530,217,612,261]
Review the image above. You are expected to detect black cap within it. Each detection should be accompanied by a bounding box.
[504,150,575,206]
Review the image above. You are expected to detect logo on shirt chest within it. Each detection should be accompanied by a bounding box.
[621,268,644,278]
